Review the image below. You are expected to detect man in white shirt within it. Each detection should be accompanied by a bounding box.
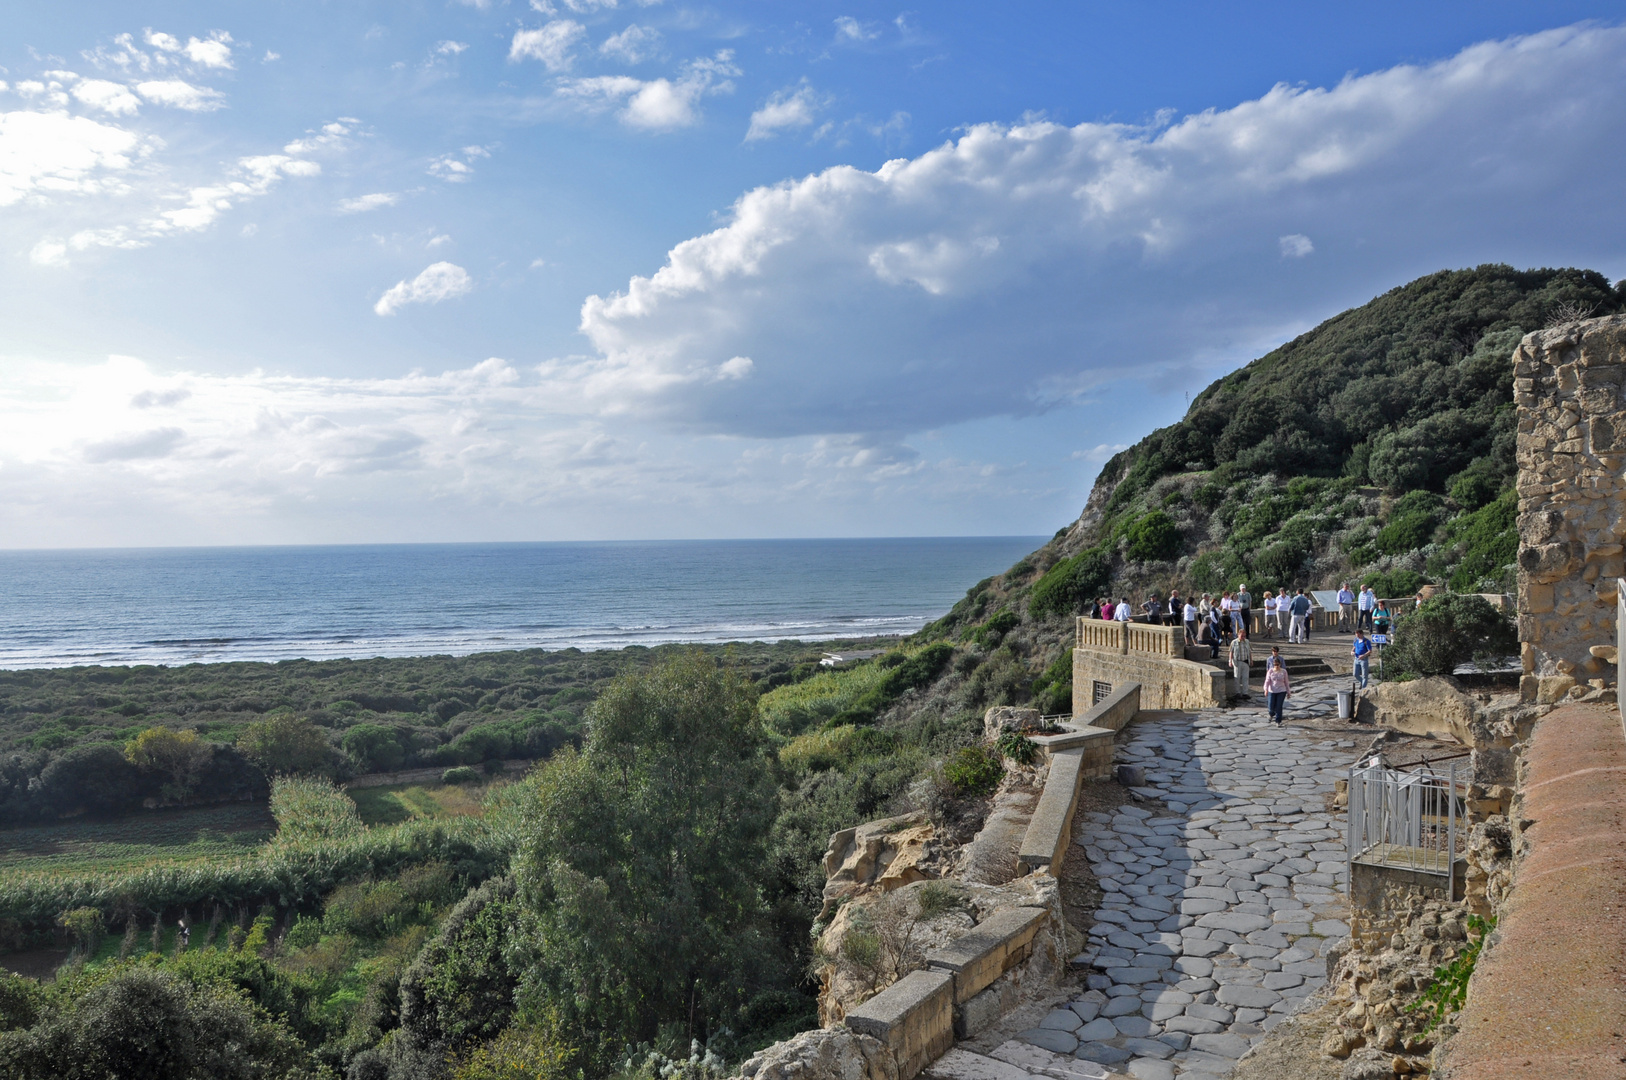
[1114,598,1131,622]
[1337,583,1356,633]
[1358,584,1377,633]
[1183,599,1198,645]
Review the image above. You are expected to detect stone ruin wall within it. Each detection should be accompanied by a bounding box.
[1515,313,1626,702]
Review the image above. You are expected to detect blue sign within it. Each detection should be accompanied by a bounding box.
[1372,634,1388,644]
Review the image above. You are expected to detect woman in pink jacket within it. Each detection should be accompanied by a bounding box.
[1263,646,1290,724]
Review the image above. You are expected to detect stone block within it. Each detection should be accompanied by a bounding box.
[926,906,1049,1004]
[846,969,956,1080]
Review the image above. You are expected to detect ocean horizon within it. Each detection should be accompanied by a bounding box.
[0,537,1045,670]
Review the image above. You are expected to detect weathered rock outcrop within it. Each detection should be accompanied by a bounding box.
[982,706,1042,742]
[739,1028,898,1080]
[1354,676,1481,743]
[819,812,941,922]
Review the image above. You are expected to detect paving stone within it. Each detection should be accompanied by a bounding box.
[1068,999,1101,1023]
[1075,1043,1131,1065]
[1195,912,1273,933]
[1156,1031,1190,1051]
[1120,1037,1174,1060]
[1163,1015,1223,1035]
[1020,1026,1083,1054]
[1041,1008,1083,1031]
[1262,971,1305,990]
[1215,984,1281,1008]
[1185,1002,1235,1023]
[1102,995,1144,1017]
[1075,1017,1118,1042]
[1125,1058,1176,1080]
[1112,1015,1160,1038]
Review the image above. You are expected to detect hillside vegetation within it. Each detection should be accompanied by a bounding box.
[3,265,1622,1079]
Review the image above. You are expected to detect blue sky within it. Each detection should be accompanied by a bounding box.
[2,2,1624,547]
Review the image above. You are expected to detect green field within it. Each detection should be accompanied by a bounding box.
[0,802,277,875]
[346,781,491,826]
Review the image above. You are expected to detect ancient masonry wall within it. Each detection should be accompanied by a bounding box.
[1071,618,1225,712]
[1515,314,1626,702]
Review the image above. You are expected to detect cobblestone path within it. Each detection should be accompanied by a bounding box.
[1012,683,1362,1080]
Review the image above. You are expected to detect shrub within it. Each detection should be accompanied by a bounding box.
[994,730,1039,766]
[1449,469,1501,511]
[1124,511,1181,561]
[1375,511,1438,556]
[943,746,1002,797]
[1363,568,1428,599]
[269,775,364,843]
[343,723,406,774]
[236,715,339,778]
[1028,548,1112,617]
[1446,490,1517,591]
[967,610,1019,647]
[1385,594,1517,677]
[778,727,896,774]
[443,766,482,785]
[57,907,105,951]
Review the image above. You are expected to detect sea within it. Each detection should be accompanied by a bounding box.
[0,538,1045,670]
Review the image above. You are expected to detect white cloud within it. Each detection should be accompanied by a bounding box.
[182,31,234,69]
[0,109,146,207]
[556,51,739,131]
[428,145,490,182]
[27,121,341,261]
[601,24,663,64]
[84,426,186,462]
[263,51,281,63]
[510,21,586,71]
[746,82,825,141]
[834,16,880,42]
[374,262,474,315]
[1278,233,1314,257]
[436,40,470,56]
[71,79,142,115]
[571,25,1626,440]
[135,79,226,111]
[144,30,183,53]
[339,192,398,213]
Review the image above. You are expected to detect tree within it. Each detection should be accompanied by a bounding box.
[236,715,338,778]
[1124,510,1180,561]
[124,728,212,802]
[341,723,405,774]
[0,966,307,1080]
[1385,593,1517,678]
[510,654,780,1048]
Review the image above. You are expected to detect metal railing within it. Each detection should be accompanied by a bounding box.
[1346,760,1461,898]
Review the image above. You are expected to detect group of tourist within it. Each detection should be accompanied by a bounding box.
[1085,578,1406,710]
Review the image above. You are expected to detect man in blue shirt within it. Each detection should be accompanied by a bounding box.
[1337,583,1356,633]
[1352,629,1373,689]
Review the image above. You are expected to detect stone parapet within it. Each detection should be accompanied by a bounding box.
[1514,314,1626,701]
[923,905,1050,1005]
[845,969,957,1080]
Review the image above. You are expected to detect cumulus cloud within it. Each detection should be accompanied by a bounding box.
[510,21,586,71]
[0,109,147,206]
[556,51,738,130]
[71,79,142,115]
[340,192,398,213]
[374,262,475,315]
[570,25,1626,441]
[746,81,825,141]
[436,40,470,56]
[601,24,663,64]
[429,145,490,182]
[834,16,880,42]
[1279,233,1314,257]
[135,78,226,111]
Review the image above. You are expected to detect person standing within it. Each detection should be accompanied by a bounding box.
[1263,646,1290,724]
[1337,582,1356,633]
[1183,596,1199,646]
[1236,583,1253,639]
[1288,589,1312,643]
[1230,626,1254,697]
[1352,629,1373,689]
[1373,598,1392,639]
[1168,590,1183,628]
[1114,597,1131,622]
[1206,607,1224,659]
[1262,591,1277,638]
[1142,594,1162,623]
[1357,584,1375,632]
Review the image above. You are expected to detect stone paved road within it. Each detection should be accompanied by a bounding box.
[1013,681,1362,1080]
